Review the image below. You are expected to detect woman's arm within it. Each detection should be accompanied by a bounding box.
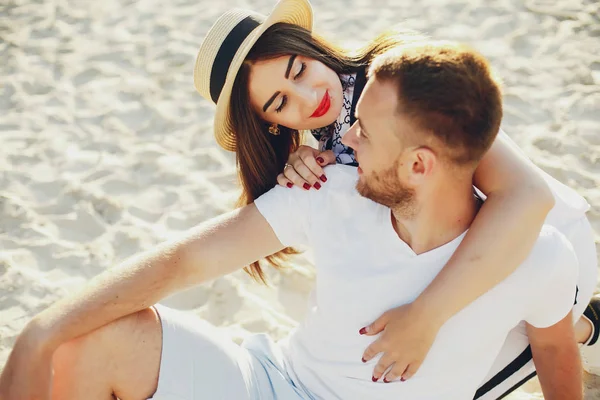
[415,131,555,325]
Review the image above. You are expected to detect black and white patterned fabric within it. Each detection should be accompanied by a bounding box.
[310,74,358,166]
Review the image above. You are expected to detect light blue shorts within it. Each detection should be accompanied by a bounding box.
[149,304,314,400]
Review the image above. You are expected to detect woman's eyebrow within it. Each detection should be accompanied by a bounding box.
[262,55,297,113]
[263,91,281,113]
[285,54,297,79]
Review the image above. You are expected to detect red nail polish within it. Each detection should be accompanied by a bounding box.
[303,183,311,190]
[401,377,406,382]
[361,357,367,363]
[314,182,321,190]
[317,157,324,164]
[320,175,327,182]
[384,378,390,383]
[286,182,293,188]
[372,376,378,382]
[359,327,367,335]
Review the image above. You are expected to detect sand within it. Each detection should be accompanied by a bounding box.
[0,0,599,398]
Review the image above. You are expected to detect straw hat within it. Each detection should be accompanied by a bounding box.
[193,0,313,151]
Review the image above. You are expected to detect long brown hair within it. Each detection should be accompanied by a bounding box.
[230,23,426,284]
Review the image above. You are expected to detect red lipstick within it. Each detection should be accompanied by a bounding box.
[310,91,331,118]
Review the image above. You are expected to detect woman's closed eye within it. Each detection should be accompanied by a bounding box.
[275,96,287,113]
[275,62,306,113]
[294,62,306,80]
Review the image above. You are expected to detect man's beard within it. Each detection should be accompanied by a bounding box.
[356,160,416,217]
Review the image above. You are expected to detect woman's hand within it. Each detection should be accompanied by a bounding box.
[360,303,442,382]
[0,326,55,400]
[277,145,336,190]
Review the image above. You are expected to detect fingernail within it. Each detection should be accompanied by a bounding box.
[303,183,310,190]
[359,327,367,335]
[372,376,378,382]
[314,182,321,190]
[320,175,327,182]
[401,377,406,382]
[286,182,293,188]
[317,157,324,164]
[383,378,390,383]
[361,357,367,363]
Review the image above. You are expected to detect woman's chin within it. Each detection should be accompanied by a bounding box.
[295,102,343,131]
[299,115,339,131]
[313,104,343,129]
[320,113,339,127]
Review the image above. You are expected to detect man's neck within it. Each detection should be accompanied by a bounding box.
[391,181,480,255]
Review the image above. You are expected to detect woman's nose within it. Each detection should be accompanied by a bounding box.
[297,86,319,110]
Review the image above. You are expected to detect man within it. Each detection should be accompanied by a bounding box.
[0,42,581,400]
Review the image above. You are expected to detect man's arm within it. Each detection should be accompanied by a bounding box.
[527,311,583,400]
[26,203,284,351]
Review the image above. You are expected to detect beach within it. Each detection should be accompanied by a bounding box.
[0,0,599,398]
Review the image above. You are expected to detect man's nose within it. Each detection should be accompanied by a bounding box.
[342,122,358,147]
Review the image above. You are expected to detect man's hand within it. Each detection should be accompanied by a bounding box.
[360,303,441,382]
[527,311,583,400]
[0,325,54,400]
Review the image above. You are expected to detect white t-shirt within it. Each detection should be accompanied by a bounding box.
[254,165,579,400]
[497,130,590,227]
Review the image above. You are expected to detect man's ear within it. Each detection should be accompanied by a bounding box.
[407,147,436,184]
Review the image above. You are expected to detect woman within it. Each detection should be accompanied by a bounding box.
[193,0,599,397]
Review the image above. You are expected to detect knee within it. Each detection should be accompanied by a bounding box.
[52,308,160,378]
[52,337,84,376]
[51,328,106,395]
[51,308,161,399]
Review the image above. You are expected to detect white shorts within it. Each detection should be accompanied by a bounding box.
[474,215,598,399]
[148,304,313,400]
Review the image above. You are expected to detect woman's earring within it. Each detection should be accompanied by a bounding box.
[268,123,280,136]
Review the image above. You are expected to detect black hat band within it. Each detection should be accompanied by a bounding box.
[209,15,262,103]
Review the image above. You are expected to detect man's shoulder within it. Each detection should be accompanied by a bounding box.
[315,165,367,205]
[256,165,362,212]
[303,164,379,216]
[321,164,360,188]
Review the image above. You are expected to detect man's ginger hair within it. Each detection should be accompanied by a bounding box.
[369,41,503,165]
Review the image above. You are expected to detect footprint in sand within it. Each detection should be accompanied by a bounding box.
[50,205,107,242]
